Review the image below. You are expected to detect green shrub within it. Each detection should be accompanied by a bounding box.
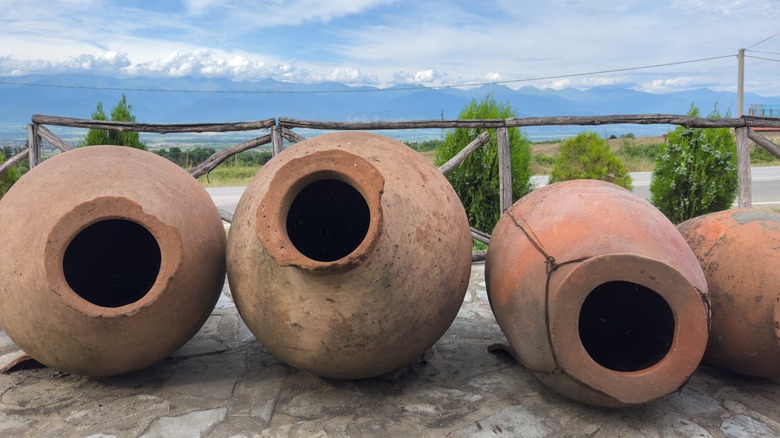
[548,131,633,190]
[619,140,659,161]
[750,144,780,165]
[533,154,555,166]
[649,104,737,224]
[435,93,533,232]
[0,152,21,199]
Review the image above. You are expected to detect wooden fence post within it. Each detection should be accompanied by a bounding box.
[735,126,751,208]
[27,124,41,168]
[272,125,284,156]
[497,127,513,213]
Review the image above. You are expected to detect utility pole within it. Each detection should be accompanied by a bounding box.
[737,48,745,117]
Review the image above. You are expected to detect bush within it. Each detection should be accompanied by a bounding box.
[649,104,737,224]
[533,154,555,166]
[750,144,780,165]
[0,152,21,199]
[434,93,532,232]
[548,131,633,190]
[619,140,659,161]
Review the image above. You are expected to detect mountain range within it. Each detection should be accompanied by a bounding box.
[1,74,779,142]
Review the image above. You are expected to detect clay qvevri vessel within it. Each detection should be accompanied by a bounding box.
[678,209,780,378]
[0,146,226,377]
[486,180,710,407]
[227,132,472,379]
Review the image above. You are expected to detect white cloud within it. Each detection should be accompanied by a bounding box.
[636,77,701,93]
[1,1,778,95]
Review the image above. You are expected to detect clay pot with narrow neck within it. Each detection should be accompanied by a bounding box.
[486,180,710,407]
[227,132,472,379]
[678,208,780,379]
[0,146,226,377]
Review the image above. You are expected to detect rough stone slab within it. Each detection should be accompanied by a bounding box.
[139,407,227,438]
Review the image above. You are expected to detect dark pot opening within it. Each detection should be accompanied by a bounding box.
[578,281,675,372]
[286,178,371,262]
[63,219,162,308]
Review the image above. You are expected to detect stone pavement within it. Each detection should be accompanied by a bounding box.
[1,263,780,437]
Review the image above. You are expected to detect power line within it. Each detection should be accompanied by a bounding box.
[747,31,780,49]
[745,54,780,63]
[0,54,735,95]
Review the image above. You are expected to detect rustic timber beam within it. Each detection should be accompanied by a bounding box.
[438,131,490,175]
[31,115,275,133]
[496,127,513,213]
[504,114,746,128]
[0,147,30,176]
[735,127,752,208]
[36,124,72,152]
[27,124,40,168]
[280,127,306,144]
[219,209,234,223]
[271,125,284,156]
[278,117,506,130]
[471,228,491,245]
[743,116,780,129]
[189,134,272,179]
[748,129,780,159]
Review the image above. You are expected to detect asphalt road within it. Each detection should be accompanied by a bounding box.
[208,165,780,215]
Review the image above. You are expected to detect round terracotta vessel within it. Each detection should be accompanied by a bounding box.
[0,146,226,377]
[678,209,780,378]
[486,180,710,407]
[227,132,472,379]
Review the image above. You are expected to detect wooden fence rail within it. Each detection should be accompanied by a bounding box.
[4,113,780,249]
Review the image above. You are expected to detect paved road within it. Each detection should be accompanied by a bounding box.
[531,165,780,207]
[209,165,780,214]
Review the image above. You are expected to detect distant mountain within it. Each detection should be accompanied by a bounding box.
[1,74,778,142]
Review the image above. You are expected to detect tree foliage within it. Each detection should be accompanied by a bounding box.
[434,93,532,232]
[82,95,147,150]
[650,103,737,224]
[548,131,633,190]
[0,152,21,199]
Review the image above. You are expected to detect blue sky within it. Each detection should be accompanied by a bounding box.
[1,0,779,95]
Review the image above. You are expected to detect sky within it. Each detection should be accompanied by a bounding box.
[1,0,779,96]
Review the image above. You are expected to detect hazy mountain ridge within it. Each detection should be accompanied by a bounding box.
[1,74,778,142]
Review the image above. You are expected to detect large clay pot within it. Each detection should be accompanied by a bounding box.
[486,180,710,407]
[227,132,472,379]
[678,209,780,378]
[0,146,226,377]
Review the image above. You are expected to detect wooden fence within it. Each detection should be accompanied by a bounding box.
[3,113,780,251]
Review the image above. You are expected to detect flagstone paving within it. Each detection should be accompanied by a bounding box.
[1,263,779,437]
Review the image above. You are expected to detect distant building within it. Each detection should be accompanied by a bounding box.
[748,104,780,118]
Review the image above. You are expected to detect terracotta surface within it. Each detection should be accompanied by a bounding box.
[0,146,226,377]
[678,208,780,378]
[226,132,472,379]
[485,179,710,407]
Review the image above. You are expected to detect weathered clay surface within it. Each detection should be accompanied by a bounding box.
[486,179,710,407]
[0,146,226,377]
[227,132,472,379]
[678,208,780,378]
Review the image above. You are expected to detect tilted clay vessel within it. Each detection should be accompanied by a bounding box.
[678,209,780,378]
[227,132,472,379]
[486,180,710,407]
[0,146,226,377]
